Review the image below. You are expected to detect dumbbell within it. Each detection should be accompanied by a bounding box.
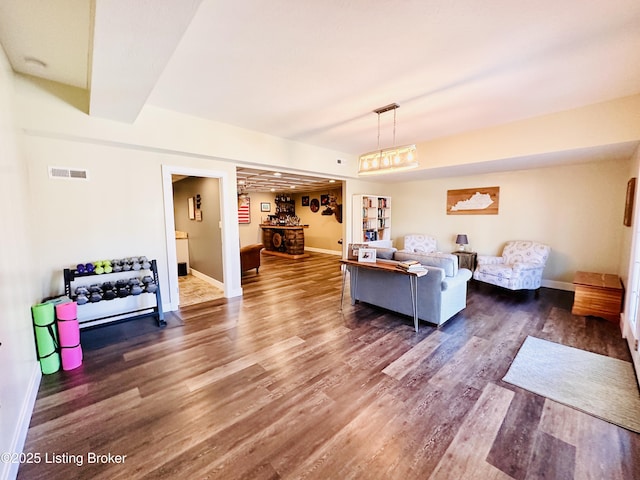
[75,286,89,296]
[102,289,116,300]
[95,262,105,275]
[76,264,86,274]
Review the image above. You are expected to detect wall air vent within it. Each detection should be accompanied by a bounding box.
[48,166,89,180]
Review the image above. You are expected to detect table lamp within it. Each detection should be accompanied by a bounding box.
[455,234,469,252]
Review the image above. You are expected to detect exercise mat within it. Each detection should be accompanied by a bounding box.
[55,301,83,371]
[31,302,60,374]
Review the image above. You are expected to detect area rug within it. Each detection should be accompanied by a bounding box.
[503,335,640,433]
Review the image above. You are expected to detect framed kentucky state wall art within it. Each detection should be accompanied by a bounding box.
[447,186,499,215]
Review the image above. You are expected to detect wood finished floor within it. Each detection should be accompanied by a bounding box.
[20,252,640,479]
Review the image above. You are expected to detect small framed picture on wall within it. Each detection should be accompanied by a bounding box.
[260,202,271,212]
[302,196,309,206]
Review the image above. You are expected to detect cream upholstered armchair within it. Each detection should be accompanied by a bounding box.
[399,234,438,253]
[473,241,551,292]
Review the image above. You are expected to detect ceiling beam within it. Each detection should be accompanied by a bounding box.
[89,0,203,123]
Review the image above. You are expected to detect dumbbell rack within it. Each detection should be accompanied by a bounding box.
[63,259,165,329]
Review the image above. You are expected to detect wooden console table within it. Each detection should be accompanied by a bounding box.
[572,271,623,323]
[340,259,426,332]
[260,224,309,259]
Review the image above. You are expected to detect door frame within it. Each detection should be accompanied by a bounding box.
[161,164,243,311]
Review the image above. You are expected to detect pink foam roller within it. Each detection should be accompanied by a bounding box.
[61,345,83,371]
[55,301,77,321]
[57,318,80,347]
[55,301,83,371]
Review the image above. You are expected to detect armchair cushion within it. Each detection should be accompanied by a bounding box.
[399,234,437,254]
[473,241,550,291]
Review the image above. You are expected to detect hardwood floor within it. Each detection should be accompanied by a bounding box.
[19,252,640,479]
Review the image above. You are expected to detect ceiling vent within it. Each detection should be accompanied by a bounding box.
[49,166,89,180]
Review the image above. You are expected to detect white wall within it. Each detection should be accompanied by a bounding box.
[24,135,242,308]
[386,158,630,287]
[0,49,41,480]
[621,145,640,381]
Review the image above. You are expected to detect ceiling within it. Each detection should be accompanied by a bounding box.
[173,168,342,194]
[1,1,639,175]
[235,168,341,194]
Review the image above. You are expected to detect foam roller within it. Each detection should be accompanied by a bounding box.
[31,303,60,374]
[55,301,83,371]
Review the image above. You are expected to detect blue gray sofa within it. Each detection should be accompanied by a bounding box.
[347,246,472,328]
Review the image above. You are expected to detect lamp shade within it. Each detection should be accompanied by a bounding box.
[455,234,468,245]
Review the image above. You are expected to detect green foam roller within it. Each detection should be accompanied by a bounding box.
[31,302,60,374]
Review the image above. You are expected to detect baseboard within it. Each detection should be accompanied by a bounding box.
[1,362,41,480]
[190,269,224,290]
[541,279,574,291]
[304,247,341,256]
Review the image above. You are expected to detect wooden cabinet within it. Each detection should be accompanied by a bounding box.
[572,271,623,323]
[452,251,477,271]
[352,195,391,244]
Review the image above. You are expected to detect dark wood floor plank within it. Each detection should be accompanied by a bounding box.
[17,253,640,480]
[525,431,576,480]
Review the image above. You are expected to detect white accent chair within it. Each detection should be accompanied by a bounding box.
[473,240,551,292]
[399,234,438,254]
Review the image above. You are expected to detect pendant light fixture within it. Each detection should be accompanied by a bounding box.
[358,103,418,175]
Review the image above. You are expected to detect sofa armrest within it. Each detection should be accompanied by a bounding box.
[476,255,505,266]
[441,268,472,291]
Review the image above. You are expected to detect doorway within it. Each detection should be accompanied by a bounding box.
[171,174,225,307]
[161,165,243,312]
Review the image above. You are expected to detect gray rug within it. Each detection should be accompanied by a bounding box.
[503,336,640,433]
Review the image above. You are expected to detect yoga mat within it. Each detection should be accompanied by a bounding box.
[31,302,60,374]
[55,302,83,371]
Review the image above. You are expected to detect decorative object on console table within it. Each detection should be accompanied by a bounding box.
[452,251,477,272]
[455,233,469,251]
[572,271,623,323]
[357,248,377,263]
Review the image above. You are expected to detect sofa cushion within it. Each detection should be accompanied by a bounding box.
[373,247,397,260]
[394,251,459,277]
